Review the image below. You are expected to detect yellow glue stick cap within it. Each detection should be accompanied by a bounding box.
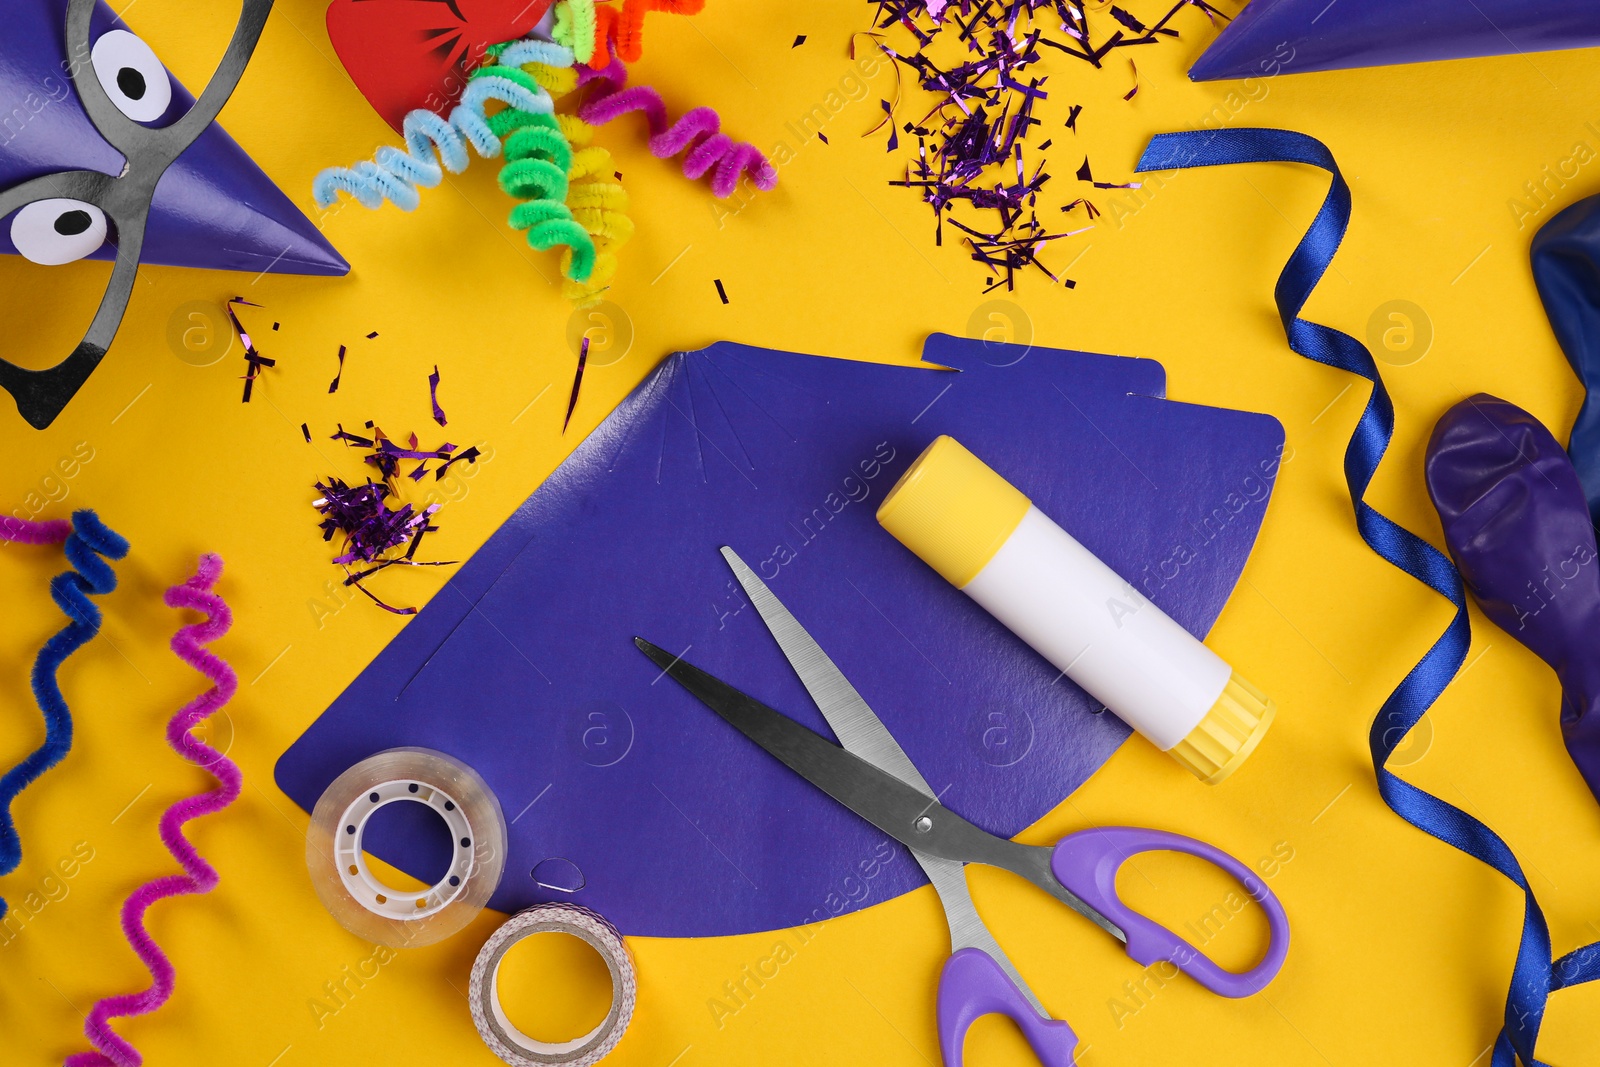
[876,436,1030,588]
[1168,673,1277,784]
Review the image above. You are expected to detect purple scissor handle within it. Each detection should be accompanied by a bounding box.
[1051,826,1290,998]
[933,826,1288,1066]
[937,947,1078,1067]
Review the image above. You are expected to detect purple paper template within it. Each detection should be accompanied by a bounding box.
[276,339,1284,937]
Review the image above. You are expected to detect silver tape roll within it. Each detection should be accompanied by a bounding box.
[470,904,637,1067]
[306,747,507,947]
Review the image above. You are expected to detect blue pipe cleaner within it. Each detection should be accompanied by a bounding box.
[0,510,129,921]
[311,55,565,212]
[1136,128,1600,1067]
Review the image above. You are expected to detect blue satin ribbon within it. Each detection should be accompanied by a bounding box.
[1136,128,1600,1067]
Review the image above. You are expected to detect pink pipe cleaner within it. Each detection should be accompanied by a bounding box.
[0,515,71,545]
[577,54,777,198]
[65,555,240,1067]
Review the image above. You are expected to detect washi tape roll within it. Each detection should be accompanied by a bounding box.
[470,904,636,1066]
[306,747,506,947]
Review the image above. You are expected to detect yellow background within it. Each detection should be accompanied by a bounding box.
[3,0,1600,1063]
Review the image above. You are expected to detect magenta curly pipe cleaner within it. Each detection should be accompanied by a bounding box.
[578,52,777,198]
[65,554,240,1067]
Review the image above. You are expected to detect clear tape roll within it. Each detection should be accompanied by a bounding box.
[470,904,637,1067]
[306,747,507,947]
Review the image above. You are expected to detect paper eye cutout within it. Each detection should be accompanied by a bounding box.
[90,29,173,123]
[10,199,109,265]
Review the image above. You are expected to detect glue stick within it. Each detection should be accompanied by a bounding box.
[876,435,1274,783]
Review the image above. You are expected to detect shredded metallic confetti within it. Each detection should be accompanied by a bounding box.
[328,344,347,394]
[313,422,478,615]
[866,0,1226,290]
[226,297,274,402]
[429,365,447,427]
[564,336,589,434]
[853,31,903,137]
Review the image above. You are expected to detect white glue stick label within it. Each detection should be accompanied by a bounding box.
[962,506,1231,751]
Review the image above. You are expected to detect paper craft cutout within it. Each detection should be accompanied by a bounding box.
[326,0,556,133]
[0,0,347,276]
[0,0,347,428]
[1190,0,1600,81]
[276,339,1284,937]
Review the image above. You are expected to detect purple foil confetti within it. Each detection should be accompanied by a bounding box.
[313,420,476,614]
[563,336,589,434]
[866,0,1225,290]
[328,344,347,394]
[429,365,447,427]
[227,297,275,403]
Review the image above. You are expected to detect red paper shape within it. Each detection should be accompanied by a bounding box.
[326,0,556,132]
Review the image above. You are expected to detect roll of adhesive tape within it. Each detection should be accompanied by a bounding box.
[306,747,507,947]
[470,904,637,1067]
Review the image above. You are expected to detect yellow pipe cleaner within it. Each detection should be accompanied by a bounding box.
[552,0,598,65]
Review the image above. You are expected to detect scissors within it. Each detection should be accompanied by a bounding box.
[635,547,1289,1067]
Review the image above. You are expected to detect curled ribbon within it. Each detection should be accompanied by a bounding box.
[1135,127,1600,1067]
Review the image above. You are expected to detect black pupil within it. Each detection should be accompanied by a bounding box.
[117,67,146,100]
[54,210,92,237]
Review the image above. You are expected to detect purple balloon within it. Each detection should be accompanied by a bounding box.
[1425,394,1600,805]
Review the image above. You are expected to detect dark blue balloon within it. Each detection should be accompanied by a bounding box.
[1532,195,1600,525]
[1425,395,1600,805]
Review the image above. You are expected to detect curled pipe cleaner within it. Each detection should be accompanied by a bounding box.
[65,555,241,1067]
[471,45,598,281]
[0,515,71,545]
[314,46,597,282]
[496,39,634,302]
[553,0,599,65]
[578,54,776,198]
[1135,128,1600,1067]
[0,510,128,922]
[590,0,705,64]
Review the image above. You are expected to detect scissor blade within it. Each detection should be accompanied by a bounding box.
[636,637,975,847]
[720,547,935,798]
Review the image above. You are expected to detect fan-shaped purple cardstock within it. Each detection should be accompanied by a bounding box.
[275,339,1284,937]
[0,0,347,275]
